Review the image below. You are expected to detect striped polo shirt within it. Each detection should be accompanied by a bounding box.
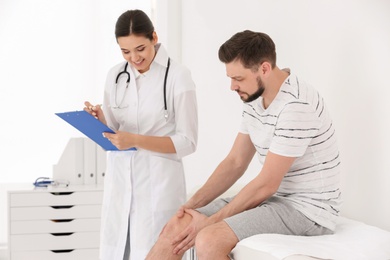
[240,73,342,231]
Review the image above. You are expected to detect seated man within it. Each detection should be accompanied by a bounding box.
[146,30,341,260]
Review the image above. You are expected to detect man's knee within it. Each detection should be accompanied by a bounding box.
[194,226,213,253]
[146,212,193,260]
[159,212,193,240]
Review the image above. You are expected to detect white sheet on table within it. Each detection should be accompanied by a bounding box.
[231,217,390,260]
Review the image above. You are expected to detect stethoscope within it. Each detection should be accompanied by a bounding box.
[113,58,171,119]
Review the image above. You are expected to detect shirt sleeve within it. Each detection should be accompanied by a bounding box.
[169,67,198,159]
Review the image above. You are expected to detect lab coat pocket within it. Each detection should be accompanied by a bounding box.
[149,155,186,212]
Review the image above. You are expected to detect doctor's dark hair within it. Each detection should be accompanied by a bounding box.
[218,30,277,71]
[115,10,154,40]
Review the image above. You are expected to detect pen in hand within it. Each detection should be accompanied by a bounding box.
[84,101,103,119]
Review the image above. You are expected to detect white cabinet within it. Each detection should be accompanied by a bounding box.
[8,184,103,260]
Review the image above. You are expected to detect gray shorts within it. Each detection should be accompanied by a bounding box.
[196,196,332,241]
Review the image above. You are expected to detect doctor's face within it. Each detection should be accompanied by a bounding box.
[117,32,158,73]
[226,60,264,103]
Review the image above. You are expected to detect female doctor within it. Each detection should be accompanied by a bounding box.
[84,9,198,260]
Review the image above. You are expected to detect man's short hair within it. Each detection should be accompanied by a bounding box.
[218,30,277,71]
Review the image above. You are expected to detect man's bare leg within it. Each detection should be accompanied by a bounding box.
[146,212,193,260]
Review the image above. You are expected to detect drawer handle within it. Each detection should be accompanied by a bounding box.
[51,219,75,223]
[50,232,74,236]
[51,249,75,253]
[50,192,74,196]
[51,205,74,209]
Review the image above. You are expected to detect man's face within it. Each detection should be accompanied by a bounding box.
[226,60,264,103]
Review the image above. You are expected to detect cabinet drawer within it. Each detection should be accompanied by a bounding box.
[10,205,101,220]
[10,191,103,207]
[10,232,100,251]
[11,218,100,234]
[11,248,99,260]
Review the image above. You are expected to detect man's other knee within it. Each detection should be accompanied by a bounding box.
[195,222,238,257]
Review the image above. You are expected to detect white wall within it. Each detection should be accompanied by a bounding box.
[180,0,390,232]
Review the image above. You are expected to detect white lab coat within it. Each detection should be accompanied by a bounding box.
[99,44,198,260]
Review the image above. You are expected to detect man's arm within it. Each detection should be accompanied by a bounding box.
[170,145,296,255]
[185,133,256,209]
[207,151,295,224]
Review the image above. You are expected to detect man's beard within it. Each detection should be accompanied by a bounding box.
[243,76,264,103]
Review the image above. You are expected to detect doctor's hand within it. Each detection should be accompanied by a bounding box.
[171,209,208,255]
[103,131,137,151]
[84,101,106,125]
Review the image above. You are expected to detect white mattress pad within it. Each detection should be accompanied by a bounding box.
[230,217,390,260]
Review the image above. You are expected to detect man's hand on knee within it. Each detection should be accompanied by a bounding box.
[172,209,209,255]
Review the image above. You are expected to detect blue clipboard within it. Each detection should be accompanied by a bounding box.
[55,110,136,151]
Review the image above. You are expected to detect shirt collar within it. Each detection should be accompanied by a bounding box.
[152,43,169,68]
[132,67,145,79]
